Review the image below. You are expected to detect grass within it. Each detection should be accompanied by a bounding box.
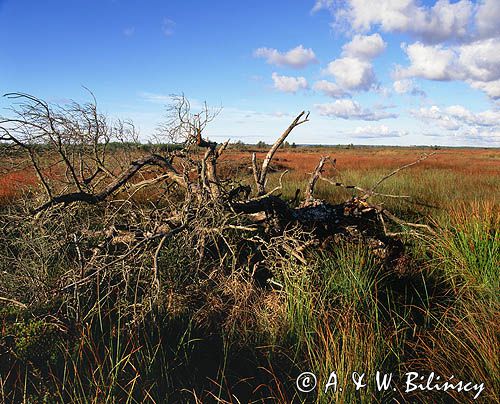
[430,201,499,299]
[0,146,499,403]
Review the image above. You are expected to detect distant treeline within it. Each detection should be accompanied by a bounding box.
[1,140,494,152]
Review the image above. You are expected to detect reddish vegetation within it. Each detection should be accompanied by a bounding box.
[223,147,500,176]
[1,147,499,203]
[0,169,37,202]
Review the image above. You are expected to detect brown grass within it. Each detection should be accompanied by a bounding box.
[223,147,500,175]
[2,147,498,204]
[0,169,37,203]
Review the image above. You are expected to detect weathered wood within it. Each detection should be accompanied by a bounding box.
[33,154,186,213]
[305,155,329,201]
[254,111,309,195]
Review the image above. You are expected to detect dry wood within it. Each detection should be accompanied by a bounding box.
[368,152,436,195]
[33,154,186,214]
[0,93,438,307]
[305,155,329,201]
[0,296,27,308]
[254,111,309,195]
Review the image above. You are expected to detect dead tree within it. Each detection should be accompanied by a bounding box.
[305,155,329,202]
[252,111,309,195]
[0,92,434,232]
[0,92,435,298]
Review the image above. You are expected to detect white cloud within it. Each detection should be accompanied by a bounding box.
[139,93,204,110]
[342,33,386,60]
[324,57,376,91]
[317,1,500,100]
[271,72,308,93]
[411,106,460,130]
[476,0,500,39]
[254,45,317,69]
[458,38,500,82]
[313,80,348,98]
[414,0,473,43]
[393,79,413,94]
[395,42,459,81]
[411,105,500,134]
[315,99,397,121]
[322,0,500,107]
[393,79,426,97]
[421,127,500,146]
[139,92,173,103]
[468,79,500,100]
[352,124,407,138]
[334,0,474,43]
[395,38,500,99]
[467,128,500,145]
[162,18,175,36]
[320,34,385,95]
[311,0,334,14]
[445,105,500,127]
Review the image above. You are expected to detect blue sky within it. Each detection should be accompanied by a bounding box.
[1,0,499,146]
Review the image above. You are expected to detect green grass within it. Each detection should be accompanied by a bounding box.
[430,201,499,300]
[1,158,499,403]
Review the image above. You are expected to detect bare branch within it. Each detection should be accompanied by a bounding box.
[368,152,436,194]
[33,154,186,214]
[251,152,260,189]
[0,296,27,308]
[255,111,309,195]
[305,155,329,202]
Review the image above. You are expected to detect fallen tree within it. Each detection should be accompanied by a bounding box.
[0,93,434,297]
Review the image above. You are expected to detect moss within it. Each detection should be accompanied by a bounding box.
[7,319,63,366]
[0,304,25,323]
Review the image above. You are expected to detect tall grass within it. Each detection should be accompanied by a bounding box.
[264,243,405,403]
[1,150,499,403]
[430,201,499,299]
[406,200,500,403]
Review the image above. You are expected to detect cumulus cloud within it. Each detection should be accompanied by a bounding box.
[320,34,385,94]
[468,79,500,100]
[311,0,500,99]
[271,72,308,93]
[324,57,376,91]
[445,105,500,127]
[313,80,348,98]
[458,38,500,83]
[308,0,500,143]
[395,42,459,81]
[475,0,500,39]
[466,127,500,145]
[393,79,412,94]
[393,79,426,97]
[411,106,461,130]
[254,45,317,69]
[352,124,407,138]
[395,38,500,99]
[411,105,500,133]
[332,0,474,44]
[315,99,397,121]
[421,128,500,146]
[341,33,386,60]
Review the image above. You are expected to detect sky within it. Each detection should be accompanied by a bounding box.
[1,0,500,146]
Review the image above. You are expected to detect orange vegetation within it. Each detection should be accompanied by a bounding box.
[222,147,500,177]
[1,147,498,204]
[0,169,37,203]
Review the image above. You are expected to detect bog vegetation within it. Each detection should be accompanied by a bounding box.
[0,93,498,403]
